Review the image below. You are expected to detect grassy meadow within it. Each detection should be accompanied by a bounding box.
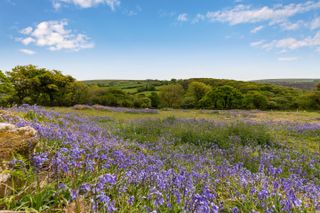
[0,106,319,212]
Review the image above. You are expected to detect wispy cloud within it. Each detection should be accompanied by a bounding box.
[310,17,320,30]
[251,32,320,51]
[123,5,142,16]
[250,40,266,47]
[192,14,206,24]
[53,0,120,10]
[206,2,320,25]
[250,25,263,33]
[276,20,304,31]
[19,49,36,55]
[17,20,94,51]
[278,56,298,62]
[19,27,33,35]
[177,13,188,22]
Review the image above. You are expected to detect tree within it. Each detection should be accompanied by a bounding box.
[133,95,151,108]
[308,91,320,109]
[62,81,89,106]
[243,91,268,110]
[317,83,320,91]
[200,85,243,109]
[149,92,160,108]
[7,65,87,106]
[7,65,43,104]
[186,81,211,102]
[0,70,15,106]
[159,84,184,108]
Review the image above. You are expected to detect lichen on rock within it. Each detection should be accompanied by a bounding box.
[0,121,38,198]
[0,123,38,162]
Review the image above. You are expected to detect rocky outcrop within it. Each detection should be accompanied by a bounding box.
[0,123,38,162]
[0,122,38,198]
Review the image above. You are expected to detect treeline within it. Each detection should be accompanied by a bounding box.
[1,65,320,110]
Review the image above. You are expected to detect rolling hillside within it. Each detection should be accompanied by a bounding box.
[253,79,320,90]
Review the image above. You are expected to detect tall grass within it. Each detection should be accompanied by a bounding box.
[118,117,273,149]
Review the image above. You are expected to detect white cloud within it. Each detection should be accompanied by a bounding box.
[18,20,94,51]
[53,2,62,10]
[252,31,320,51]
[20,37,35,45]
[206,1,320,25]
[177,13,188,22]
[19,49,36,55]
[310,17,320,30]
[192,14,206,24]
[278,56,298,62]
[250,25,263,33]
[20,27,33,35]
[53,0,120,10]
[250,40,266,47]
[276,20,304,31]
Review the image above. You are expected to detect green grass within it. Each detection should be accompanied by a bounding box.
[81,79,167,96]
[51,107,320,154]
[118,118,273,148]
[2,107,319,212]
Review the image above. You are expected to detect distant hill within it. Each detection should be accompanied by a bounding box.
[82,79,167,95]
[81,78,320,110]
[253,79,320,90]
[82,78,305,99]
[83,78,320,92]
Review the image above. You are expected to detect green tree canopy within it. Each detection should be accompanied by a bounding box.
[149,92,160,108]
[0,70,15,106]
[243,91,268,109]
[186,81,211,102]
[159,84,184,108]
[201,85,243,109]
[7,65,87,106]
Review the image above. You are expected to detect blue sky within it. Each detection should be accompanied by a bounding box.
[0,0,320,80]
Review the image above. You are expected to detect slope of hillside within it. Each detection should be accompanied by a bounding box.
[253,79,320,90]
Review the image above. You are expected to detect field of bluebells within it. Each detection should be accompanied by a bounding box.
[0,105,319,212]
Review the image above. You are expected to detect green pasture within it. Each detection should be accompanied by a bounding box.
[51,107,320,153]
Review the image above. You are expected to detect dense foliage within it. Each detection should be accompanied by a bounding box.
[254,79,320,90]
[5,65,88,106]
[0,106,319,212]
[0,70,14,106]
[1,65,320,110]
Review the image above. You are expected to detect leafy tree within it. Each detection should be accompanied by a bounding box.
[317,83,320,91]
[159,84,184,108]
[7,65,87,106]
[182,96,197,109]
[200,85,243,109]
[133,95,151,108]
[186,81,211,103]
[62,81,89,106]
[149,92,160,108]
[0,70,15,106]
[7,65,43,104]
[308,91,320,109]
[243,91,268,110]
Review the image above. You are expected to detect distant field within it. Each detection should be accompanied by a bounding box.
[254,79,320,90]
[83,79,165,94]
[84,78,320,93]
